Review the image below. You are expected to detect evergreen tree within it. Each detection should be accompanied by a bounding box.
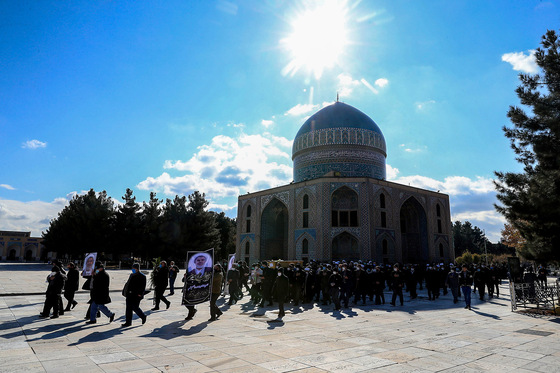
[159,195,190,260]
[42,189,115,258]
[138,192,163,260]
[113,188,142,258]
[185,191,221,257]
[494,29,560,263]
[213,211,236,261]
[452,221,489,256]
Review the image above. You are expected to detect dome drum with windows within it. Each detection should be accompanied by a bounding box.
[292,101,387,183]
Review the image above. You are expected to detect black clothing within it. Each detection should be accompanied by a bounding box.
[153,265,170,309]
[41,271,66,317]
[63,267,79,311]
[91,270,111,305]
[272,274,290,317]
[390,269,404,306]
[328,272,342,310]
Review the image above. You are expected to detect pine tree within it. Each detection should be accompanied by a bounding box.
[494,29,560,263]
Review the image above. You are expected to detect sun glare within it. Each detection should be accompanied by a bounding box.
[281,0,349,79]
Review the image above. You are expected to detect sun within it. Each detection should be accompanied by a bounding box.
[281,0,350,79]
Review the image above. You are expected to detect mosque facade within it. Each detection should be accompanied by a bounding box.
[236,102,453,264]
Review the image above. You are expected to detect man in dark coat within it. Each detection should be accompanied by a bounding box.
[473,266,487,301]
[328,267,343,311]
[63,262,79,312]
[152,260,170,310]
[459,264,473,310]
[209,264,224,321]
[390,264,404,306]
[40,265,66,318]
[272,267,290,318]
[168,261,180,296]
[121,263,147,327]
[86,262,115,324]
[372,266,385,305]
[227,263,241,305]
[446,266,460,304]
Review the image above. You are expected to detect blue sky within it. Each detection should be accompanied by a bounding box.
[0,0,557,242]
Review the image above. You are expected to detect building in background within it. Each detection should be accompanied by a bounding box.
[0,231,44,261]
[236,101,453,264]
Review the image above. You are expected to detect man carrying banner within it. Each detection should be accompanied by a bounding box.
[183,249,214,321]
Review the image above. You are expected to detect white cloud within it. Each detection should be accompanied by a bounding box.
[0,196,73,237]
[22,139,47,149]
[386,164,399,180]
[502,50,538,74]
[285,103,318,116]
[261,119,274,128]
[138,133,294,200]
[399,144,427,153]
[375,78,389,88]
[387,171,503,242]
[337,73,361,97]
[416,100,436,110]
[0,184,15,190]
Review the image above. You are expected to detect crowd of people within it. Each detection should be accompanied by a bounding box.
[39,258,520,325]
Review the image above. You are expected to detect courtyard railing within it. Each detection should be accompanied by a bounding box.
[510,280,560,315]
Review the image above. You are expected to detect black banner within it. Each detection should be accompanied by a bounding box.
[182,249,214,305]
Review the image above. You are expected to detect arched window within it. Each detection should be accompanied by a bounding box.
[303,194,309,209]
[437,219,442,234]
[245,241,250,255]
[246,204,252,233]
[303,212,309,228]
[380,193,386,209]
[436,204,441,217]
[332,187,359,227]
[439,243,444,257]
[381,211,387,228]
[302,239,309,255]
[382,239,388,255]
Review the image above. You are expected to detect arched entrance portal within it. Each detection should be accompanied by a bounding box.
[260,198,288,260]
[332,232,359,261]
[400,197,429,263]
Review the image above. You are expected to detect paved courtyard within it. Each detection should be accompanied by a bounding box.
[1,263,559,372]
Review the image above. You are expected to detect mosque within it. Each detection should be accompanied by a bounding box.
[236,101,453,264]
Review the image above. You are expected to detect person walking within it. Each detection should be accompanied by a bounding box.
[40,266,66,319]
[446,266,460,304]
[227,263,241,305]
[152,261,170,310]
[63,262,79,312]
[121,263,147,327]
[459,264,473,310]
[86,263,115,324]
[328,267,343,311]
[209,264,224,321]
[272,267,290,318]
[168,261,180,296]
[390,264,404,306]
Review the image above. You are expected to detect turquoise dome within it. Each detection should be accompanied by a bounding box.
[295,102,384,138]
[292,102,387,182]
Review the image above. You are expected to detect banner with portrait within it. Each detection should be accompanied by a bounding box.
[182,249,214,305]
[227,254,235,272]
[82,252,97,277]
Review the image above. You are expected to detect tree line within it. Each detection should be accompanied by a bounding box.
[42,188,236,263]
[494,29,560,263]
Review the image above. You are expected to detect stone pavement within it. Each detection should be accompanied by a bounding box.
[1,263,559,373]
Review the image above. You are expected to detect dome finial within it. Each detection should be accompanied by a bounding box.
[336,92,339,102]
